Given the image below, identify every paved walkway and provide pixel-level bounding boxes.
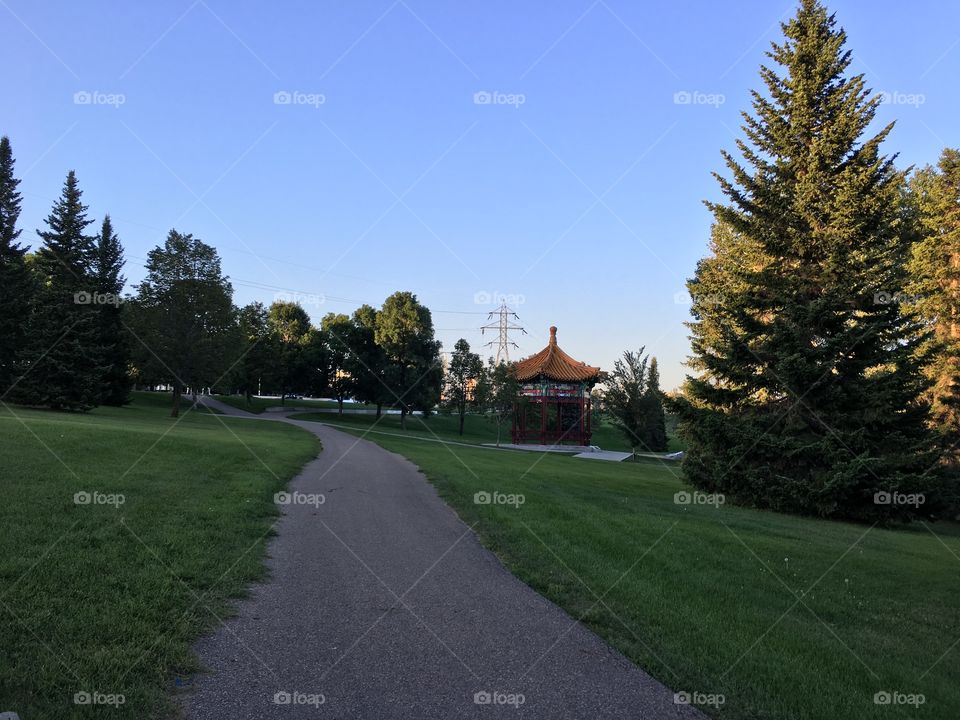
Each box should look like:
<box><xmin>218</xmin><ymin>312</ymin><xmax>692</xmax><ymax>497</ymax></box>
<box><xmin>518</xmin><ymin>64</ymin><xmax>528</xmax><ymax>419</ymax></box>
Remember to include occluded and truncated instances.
<box><xmin>182</xmin><ymin>397</ymin><xmax>701</xmax><ymax>719</ymax></box>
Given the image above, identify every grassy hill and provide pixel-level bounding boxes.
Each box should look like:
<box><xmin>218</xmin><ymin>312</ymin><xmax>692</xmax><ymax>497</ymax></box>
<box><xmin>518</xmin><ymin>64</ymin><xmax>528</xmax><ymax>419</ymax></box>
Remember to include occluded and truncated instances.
<box><xmin>0</xmin><ymin>392</ymin><xmax>319</xmax><ymax>719</ymax></box>
<box><xmin>324</xmin><ymin>424</ymin><xmax>960</xmax><ymax>720</ymax></box>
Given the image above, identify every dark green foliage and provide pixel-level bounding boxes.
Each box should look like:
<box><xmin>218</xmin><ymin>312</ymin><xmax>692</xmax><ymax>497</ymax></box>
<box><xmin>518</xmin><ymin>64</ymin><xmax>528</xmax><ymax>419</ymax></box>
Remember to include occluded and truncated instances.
<box><xmin>673</xmin><ymin>0</ymin><xmax>947</xmax><ymax>521</ymax></box>
<box><xmin>906</xmin><ymin>150</ymin><xmax>960</xmax><ymax>443</ymax></box>
<box><xmin>14</xmin><ymin>171</ymin><xmax>104</xmax><ymax>411</ymax></box>
<box><xmin>375</xmin><ymin>291</ymin><xmax>442</xmax><ymax>429</ymax></box>
<box><xmin>345</xmin><ymin>304</ymin><xmax>388</xmax><ymax>416</ymax></box>
<box><xmin>0</xmin><ymin>136</ymin><xmax>32</xmax><ymax>396</ymax></box>
<box><xmin>321</xmin><ymin>312</ymin><xmax>353</xmax><ymax>413</ymax></box>
<box><xmin>232</xmin><ymin>301</ymin><xmax>273</xmax><ymax>402</ymax></box>
<box><xmin>604</xmin><ymin>348</ymin><xmax>668</xmax><ymax>452</ymax></box>
<box><xmin>128</xmin><ymin>230</ymin><xmax>235</xmax><ymax>417</ymax></box>
<box><xmin>93</xmin><ymin>215</ymin><xmax>131</xmax><ymax>406</ymax></box>
<box><xmin>474</xmin><ymin>358</ymin><xmax>519</xmax><ymax>446</ymax></box>
<box><xmin>444</xmin><ymin>338</ymin><xmax>483</xmax><ymax>435</ymax></box>
<box><xmin>265</xmin><ymin>300</ymin><xmax>311</xmax><ymax>404</ymax></box>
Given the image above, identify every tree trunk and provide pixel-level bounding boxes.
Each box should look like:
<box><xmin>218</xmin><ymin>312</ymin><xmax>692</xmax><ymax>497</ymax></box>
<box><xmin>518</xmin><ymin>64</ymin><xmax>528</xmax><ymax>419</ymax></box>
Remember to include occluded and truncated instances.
<box><xmin>459</xmin><ymin>406</ymin><xmax>465</xmax><ymax>436</ymax></box>
<box><xmin>338</xmin><ymin>396</ymin><xmax>344</xmax><ymax>416</ymax></box>
<box><xmin>171</xmin><ymin>384</ymin><xmax>182</xmax><ymax>418</ymax></box>
<box><xmin>376</xmin><ymin>403</ymin><xmax>382</xmax><ymax>418</ymax></box>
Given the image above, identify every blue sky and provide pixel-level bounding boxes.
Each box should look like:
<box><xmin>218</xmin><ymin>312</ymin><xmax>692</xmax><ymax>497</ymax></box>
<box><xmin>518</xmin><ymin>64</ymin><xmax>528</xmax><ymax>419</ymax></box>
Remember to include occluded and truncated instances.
<box><xmin>4</xmin><ymin>0</ymin><xmax>958</xmax><ymax>389</ymax></box>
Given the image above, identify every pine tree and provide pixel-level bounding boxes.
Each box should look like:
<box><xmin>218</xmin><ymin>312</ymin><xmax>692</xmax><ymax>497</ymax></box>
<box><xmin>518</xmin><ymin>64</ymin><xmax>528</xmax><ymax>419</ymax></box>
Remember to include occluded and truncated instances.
<box><xmin>645</xmin><ymin>357</ymin><xmax>668</xmax><ymax>452</ymax></box>
<box><xmin>14</xmin><ymin>171</ymin><xmax>103</xmax><ymax>411</ymax></box>
<box><xmin>673</xmin><ymin>0</ymin><xmax>945</xmax><ymax>521</ymax></box>
<box><xmin>0</xmin><ymin>136</ymin><xmax>33</xmax><ymax>396</ymax></box>
<box><xmin>906</xmin><ymin>150</ymin><xmax>960</xmax><ymax>442</ymax></box>
<box><xmin>93</xmin><ymin>215</ymin><xmax>131</xmax><ymax>405</ymax></box>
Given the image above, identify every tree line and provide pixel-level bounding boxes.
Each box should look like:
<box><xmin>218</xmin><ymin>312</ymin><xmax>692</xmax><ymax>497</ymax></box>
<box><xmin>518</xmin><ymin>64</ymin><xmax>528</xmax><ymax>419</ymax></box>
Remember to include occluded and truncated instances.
<box><xmin>0</xmin><ymin>145</ymin><xmax>525</xmax><ymax>435</ymax></box>
<box><xmin>672</xmin><ymin>0</ymin><xmax>959</xmax><ymax>522</ymax></box>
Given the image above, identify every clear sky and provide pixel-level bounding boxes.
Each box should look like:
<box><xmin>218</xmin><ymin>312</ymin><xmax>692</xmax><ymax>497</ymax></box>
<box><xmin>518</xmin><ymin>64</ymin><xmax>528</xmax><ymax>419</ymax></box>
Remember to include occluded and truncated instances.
<box><xmin>4</xmin><ymin>0</ymin><xmax>958</xmax><ymax>389</ymax></box>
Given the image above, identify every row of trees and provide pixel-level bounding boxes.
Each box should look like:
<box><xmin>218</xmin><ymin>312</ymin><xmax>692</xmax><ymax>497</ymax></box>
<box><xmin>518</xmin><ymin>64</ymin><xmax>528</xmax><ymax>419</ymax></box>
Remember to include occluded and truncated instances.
<box><xmin>0</xmin><ymin>137</ymin><xmax>450</xmax><ymax>421</ymax></box>
<box><xmin>673</xmin><ymin>0</ymin><xmax>959</xmax><ymax>522</ymax></box>
<box><xmin>0</xmin><ymin>146</ymin><xmax>523</xmax><ymax>431</ymax></box>
<box><xmin>0</xmin><ymin>140</ymin><xmax>129</xmax><ymax>411</ymax></box>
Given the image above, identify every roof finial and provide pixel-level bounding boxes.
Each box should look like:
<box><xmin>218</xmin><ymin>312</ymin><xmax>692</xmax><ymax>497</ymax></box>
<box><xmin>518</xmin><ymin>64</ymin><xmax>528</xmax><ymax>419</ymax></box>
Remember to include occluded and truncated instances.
<box><xmin>549</xmin><ymin>326</ymin><xmax>557</xmax><ymax>344</ymax></box>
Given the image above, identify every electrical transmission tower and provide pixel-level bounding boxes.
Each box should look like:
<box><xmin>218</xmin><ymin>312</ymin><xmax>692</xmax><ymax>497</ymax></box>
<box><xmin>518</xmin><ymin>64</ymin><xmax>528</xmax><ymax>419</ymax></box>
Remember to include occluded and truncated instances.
<box><xmin>480</xmin><ymin>303</ymin><xmax>526</xmax><ymax>364</ymax></box>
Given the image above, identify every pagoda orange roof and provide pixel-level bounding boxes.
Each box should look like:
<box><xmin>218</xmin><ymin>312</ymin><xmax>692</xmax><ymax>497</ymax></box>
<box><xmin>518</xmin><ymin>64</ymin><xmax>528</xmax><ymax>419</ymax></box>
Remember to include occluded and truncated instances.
<box><xmin>514</xmin><ymin>326</ymin><xmax>601</xmax><ymax>382</ymax></box>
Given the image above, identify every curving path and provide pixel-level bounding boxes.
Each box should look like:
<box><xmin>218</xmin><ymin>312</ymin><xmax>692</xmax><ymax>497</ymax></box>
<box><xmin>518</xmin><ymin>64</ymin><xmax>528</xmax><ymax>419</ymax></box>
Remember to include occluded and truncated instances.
<box><xmin>181</xmin><ymin>396</ymin><xmax>702</xmax><ymax>719</ymax></box>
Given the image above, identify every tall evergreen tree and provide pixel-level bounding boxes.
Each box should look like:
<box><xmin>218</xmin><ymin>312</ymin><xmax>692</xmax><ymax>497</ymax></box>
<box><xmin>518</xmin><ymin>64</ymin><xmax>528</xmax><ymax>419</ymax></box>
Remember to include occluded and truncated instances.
<box><xmin>0</xmin><ymin>136</ymin><xmax>33</xmax><ymax>396</ymax></box>
<box><xmin>906</xmin><ymin>150</ymin><xmax>960</xmax><ymax>442</ymax></box>
<box><xmin>93</xmin><ymin>215</ymin><xmax>131</xmax><ymax>405</ymax></box>
<box><xmin>14</xmin><ymin>171</ymin><xmax>103</xmax><ymax>411</ymax></box>
<box><xmin>645</xmin><ymin>357</ymin><xmax>668</xmax><ymax>452</ymax></box>
<box><xmin>673</xmin><ymin>0</ymin><xmax>944</xmax><ymax>521</ymax></box>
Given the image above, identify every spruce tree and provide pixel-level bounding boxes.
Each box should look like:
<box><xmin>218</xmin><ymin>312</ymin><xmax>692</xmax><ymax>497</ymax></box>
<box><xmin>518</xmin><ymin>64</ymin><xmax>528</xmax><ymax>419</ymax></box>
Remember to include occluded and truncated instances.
<box><xmin>906</xmin><ymin>152</ymin><xmax>960</xmax><ymax>435</ymax></box>
<box><xmin>0</xmin><ymin>136</ymin><xmax>33</xmax><ymax>396</ymax></box>
<box><xmin>93</xmin><ymin>215</ymin><xmax>131</xmax><ymax>405</ymax></box>
<box><xmin>673</xmin><ymin>0</ymin><xmax>944</xmax><ymax>521</ymax></box>
<box><xmin>15</xmin><ymin>171</ymin><xmax>103</xmax><ymax>411</ymax></box>
<box><xmin>645</xmin><ymin>357</ymin><xmax>668</xmax><ymax>452</ymax></box>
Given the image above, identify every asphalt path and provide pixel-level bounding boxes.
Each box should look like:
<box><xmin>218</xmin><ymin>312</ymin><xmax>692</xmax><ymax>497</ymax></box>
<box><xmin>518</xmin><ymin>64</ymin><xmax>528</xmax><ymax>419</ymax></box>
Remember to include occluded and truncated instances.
<box><xmin>180</xmin><ymin>396</ymin><xmax>702</xmax><ymax>719</ymax></box>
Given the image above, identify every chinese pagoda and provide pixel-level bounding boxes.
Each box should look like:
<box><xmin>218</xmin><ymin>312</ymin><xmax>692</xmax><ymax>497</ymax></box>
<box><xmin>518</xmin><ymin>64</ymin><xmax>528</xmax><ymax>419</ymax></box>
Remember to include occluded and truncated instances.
<box><xmin>511</xmin><ymin>326</ymin><xmax>601</xmax><ymax>446</ymax></box>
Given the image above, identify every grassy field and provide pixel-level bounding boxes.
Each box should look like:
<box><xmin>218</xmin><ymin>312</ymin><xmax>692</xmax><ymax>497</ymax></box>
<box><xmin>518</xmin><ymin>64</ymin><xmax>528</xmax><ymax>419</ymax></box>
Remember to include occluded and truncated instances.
<box><xmin>322</xmin><ymin>424</ymin><xmax>960</xmax><ymax>720</ymax></box>
<box><xmin>291</xmin><ymin>407</ymin><xmax>686</xmax><ymax>453</ymax></box>
<box><xmin>214</xmin><ymin>394</ymin><xmax>371</xmax><ymax>414</ymax></box>
<box><xmin>0</xmin><ymin>392</ymin><xmax>319</xmax><ymax>720</ymax></box>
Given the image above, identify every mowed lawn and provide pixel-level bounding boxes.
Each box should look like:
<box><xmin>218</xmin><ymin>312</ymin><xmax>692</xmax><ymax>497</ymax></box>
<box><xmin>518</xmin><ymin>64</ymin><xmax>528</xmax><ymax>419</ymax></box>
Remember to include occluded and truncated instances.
<box><xmin>325</xmin><ymin>426</ymin><xmax>960</xmax><ymax>720</ymax></box>
<box><xmin>0</xmin><ymin>392</ymin><xmax>319</xmax><ymax>720</ymax></box>
<box><xmin>290</xmin><ymin>407</ymin><xmax>686</xmax><ymax>453</ymax></box>
<box><xmin>215</xmin><ymin>394</ymin><xmax>372</xmax><ymax>414</ymax></box>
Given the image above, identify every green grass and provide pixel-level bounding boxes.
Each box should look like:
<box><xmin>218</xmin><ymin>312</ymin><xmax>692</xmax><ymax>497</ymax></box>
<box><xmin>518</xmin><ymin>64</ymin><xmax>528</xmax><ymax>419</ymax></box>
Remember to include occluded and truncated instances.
<box><xmin>0</xmin><ymin>391</ymin><xmax>319</xmax><ymax>719</ymax></box>
<box><xmin>290</xmin><ymin>408</ymin><xmax>686</xmax><ymax>452</ymax></box>
<box><xmin>323</xmin><ymin>425</ymin><xmax>960</xmax><ymax>720</ymax></box>
<box><xmin>214</xmin><ymin>394</ymin><xmax>372</xmax><ymax>414</ymax></box>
